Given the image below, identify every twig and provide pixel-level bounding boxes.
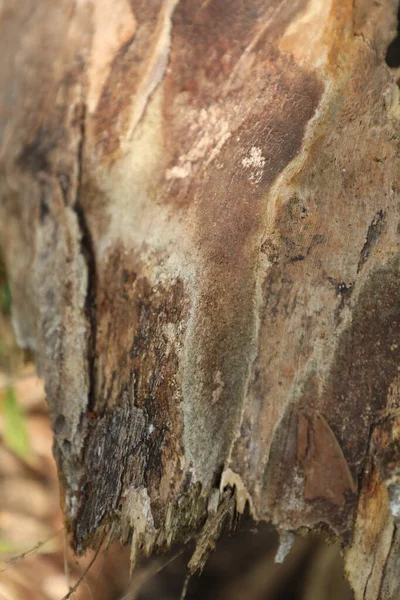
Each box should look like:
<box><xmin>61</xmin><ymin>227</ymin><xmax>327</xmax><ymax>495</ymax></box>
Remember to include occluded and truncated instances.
<box><xmin>0</xmin><ymin>528</ymin><xmax>64</xmax><ymax>573</ymax></box>
<box><xmin>119</xmin><ymin>548</ymin><xmax>185</xmax><ymax>600</ymax></box>
<box><xmin>81</xmin><ymin>577</ymin><xmax>94</xmax><ymax>600</ymax></box>
<box><xmin>61</xmin><ymin>539</ymin><xmax>104</xmax><ymax>600</ymax></box>
<box><xmin>73</xmin><ymin>553</ymin><xmax>94</xmax><ymax>600</ymax></box>
<box><xmin>63</xmin><ymin>531</ymin><xmax>72</xmax><ymax>592</ymax></box>
<box><xmin>179</xmin><ymin>572</ymin><xmax>191</xmax><ymax>600</ymax></box>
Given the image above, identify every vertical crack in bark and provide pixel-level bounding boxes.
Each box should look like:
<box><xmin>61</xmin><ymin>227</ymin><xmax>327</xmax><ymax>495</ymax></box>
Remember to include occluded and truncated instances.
<box><xmin>377</xmin><ymin>525</ymin><xmax>397</xmax><ymax>600</ymax></box>
<box><xmin>358</xmin><ymin>421</ymin><xmax>388</xmax><ymax>600</ymax></box>
<box><xmin>357</xmin><ymin>210</ymin><xmax>385</xmax><ymax>273</ymax></box>
<box><xmin>363</xmin><ymin>544</ymin><xmax>378</xmax><ymax>600</ymax></box>
<box><xmin>127</xmin><ymin>0</ymin><xmax>181</xmax><ymax>141</ymax></box>
<box><xmin>74</xmin><ymin>99</ymin><xmax>97</xmax><ymax>415</ymax></box>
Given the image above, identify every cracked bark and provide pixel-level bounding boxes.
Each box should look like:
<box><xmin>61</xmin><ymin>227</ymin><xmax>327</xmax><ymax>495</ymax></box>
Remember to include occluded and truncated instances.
<box><xmin>1</xmin><ymin>1</ymin><xmax>400</xmax><ymax>598</ymax></box>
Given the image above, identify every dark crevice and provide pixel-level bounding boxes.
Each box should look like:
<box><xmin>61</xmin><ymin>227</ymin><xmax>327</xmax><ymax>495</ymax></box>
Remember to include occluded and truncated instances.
<box><xmin>74</xmin><ymin>100</ymin><xmax>98</xmax><ymax>414</ymax></box>
<box><xmin>211</xmin><ymin>464</ymin><xmax>225</xmax><ymax>489</ymax></box>
<box><xmin>377</xmin><ymin>525</ymin><xmax>397</xmax><ymax>600</ymax></box>
<box><xmin>71</xmin><ymin>98</ymin><xmax>99</xmax><ymax>546</ymax></box>
<box><xmin>327</xmin><ymin>277</ymin><xmax>354</xmax><ymax>321</ymax></box>
<box><xmin>357</xmin><ymin>210</ymin><xmax>385</xmax><ymax>273</ymax></box>
<box><xmin>386</xmin><ymin>4</ymin><xmax>400</xmax><ymax>68</ymax></box>
<box><xmin>39</xmin><ymin>188</ymin><xmax>49</xmax><ymax>223</ymax></box>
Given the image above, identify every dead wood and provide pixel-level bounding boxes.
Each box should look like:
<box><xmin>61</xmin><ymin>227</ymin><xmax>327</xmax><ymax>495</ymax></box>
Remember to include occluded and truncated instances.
<box><xmin>1</xmin><ymin>1</ymin><xmax>400</xmax><ymax>598</ymax></box>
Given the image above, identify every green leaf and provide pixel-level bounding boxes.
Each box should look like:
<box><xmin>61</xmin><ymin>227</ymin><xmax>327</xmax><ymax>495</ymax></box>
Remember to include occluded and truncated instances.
<box><xmin>2</xmin><ymin>387</ymin><xmax>29</xmax><ymax>459</ymax></box>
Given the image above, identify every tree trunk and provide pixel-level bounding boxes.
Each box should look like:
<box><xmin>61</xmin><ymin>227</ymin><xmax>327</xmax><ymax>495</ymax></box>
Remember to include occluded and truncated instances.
<box><xmin>1</xmin><ymin>1</ymin><xmax>400</xmax><ymax>597</ymax></box>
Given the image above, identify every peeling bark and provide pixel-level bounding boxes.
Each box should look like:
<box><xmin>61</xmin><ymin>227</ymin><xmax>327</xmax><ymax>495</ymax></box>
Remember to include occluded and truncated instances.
<box><xmin>1</xmin><ymin>1</ymin><xmax>400</xmax><ymax>598</ymax></box>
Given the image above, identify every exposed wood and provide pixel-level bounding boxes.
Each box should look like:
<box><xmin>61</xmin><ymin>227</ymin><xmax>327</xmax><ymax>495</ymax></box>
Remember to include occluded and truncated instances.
<box><xmin>1</xmin><ymin>1</ymin><xmax>400</xmax><ymax>598</ymax></box>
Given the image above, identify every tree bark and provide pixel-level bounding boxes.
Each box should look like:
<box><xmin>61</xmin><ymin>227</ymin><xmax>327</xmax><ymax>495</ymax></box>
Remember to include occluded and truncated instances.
<box><xmin>1</xmin><ymin>1</ymin><xmax>400</xmax><ymax>597</ymax></box>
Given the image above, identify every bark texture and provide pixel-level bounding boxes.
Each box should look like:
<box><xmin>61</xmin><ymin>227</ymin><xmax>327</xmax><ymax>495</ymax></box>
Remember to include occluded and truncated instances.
<box><xmin>1</xmin><ymin>1</ymin><xmax>400</xmax><ymax>597</ymax></box>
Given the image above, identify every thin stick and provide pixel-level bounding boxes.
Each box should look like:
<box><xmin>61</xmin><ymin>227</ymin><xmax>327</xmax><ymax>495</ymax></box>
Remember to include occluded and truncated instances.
<box><xmin>73</xmin><ymin>554</ymin><xmax>94</xmax><ymax>600</ymax></box>
<box><xmin>0</xmin><ymin>528</ymin><xmax>64</xmax><ymax>573</ymax></box>
<box><xmin>61</xmin><ymin>539</ymin><xmax>104</xmax><ymax>600</ymax></box>
<box><xmin>119</xmin><ymin>548</ymin><xmax>185</xmax><ymax>600</ymax></box>
<box><xmin>179</xmin><ymin>572</ymin><xmax>191</xmax><ymax>600</ymax></box>
<box><xmin>80</xmin><ymin>574</ymin><xmax>94</xmax><ymax>600</ymax></box>
<box><xmin>63</xmin><ymin>531</ymin><xmax>72</xmax><ymax>592</ymax></box>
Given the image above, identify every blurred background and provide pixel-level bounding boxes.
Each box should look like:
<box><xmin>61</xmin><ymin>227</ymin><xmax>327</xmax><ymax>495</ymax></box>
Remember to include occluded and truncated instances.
<box><xmin>0</xmin><ymin>255</ymin><xmax>353</xmax><ymax>600</ymax></box>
